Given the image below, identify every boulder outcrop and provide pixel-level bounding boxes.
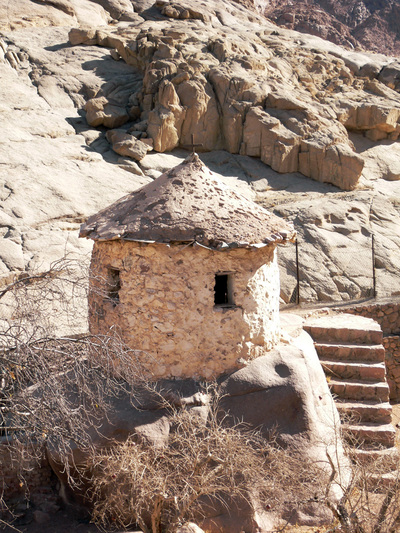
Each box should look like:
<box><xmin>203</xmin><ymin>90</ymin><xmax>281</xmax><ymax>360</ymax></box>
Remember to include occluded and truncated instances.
<box><xmin>60</xmin><ymin>2</ymin><xmax>400</xmax><ymax>193</ymax></box>
<box><xmin>66</xmin><ymin>3</ymin><xmax>400</xmax><ymax>190</ymax></box>
<box><xmin>106</xmin><ymin>128</ymin><xmax>152</xmax><ymax>159</ymax></box>
<box><xmin>2</xmin><ymin>0</ymin><xmax>400</xmax><ymax>306</ymax></box>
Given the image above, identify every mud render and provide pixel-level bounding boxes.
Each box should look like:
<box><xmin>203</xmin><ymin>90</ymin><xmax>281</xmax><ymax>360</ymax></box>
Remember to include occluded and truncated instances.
<box><xmin>81</xmin><ymin>153</ymin><xmax>296</xmax><ymax>378</ymax></box>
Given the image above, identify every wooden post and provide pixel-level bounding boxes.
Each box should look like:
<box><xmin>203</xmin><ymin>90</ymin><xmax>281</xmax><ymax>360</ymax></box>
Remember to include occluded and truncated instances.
<box><xmin>372</xmin><ymin>233</ymin><xmax>376</xmax><ymax>298</ymax></box>
<box><xmin>295</xmin><ymin>238</ymin><xmax>300</xmax><ymax>305</ymax></box>
<box><xmin>182</xmin><ymin>133</ymin><xmax>203</xmax><ymax>153</ymax></box>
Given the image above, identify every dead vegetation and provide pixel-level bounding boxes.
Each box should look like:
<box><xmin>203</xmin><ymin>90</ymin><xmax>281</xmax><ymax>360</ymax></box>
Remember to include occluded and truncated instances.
<box><xmin>0</xmin><ymin>256</ymin><xmax>400</xmax><ymax>533</ymax></box>
<box><xmin>88</xmin><ymin>395</ymin><xmax>334</xmax><ymax>533</ymax></box>
<box><xmin>332</xmin><ymin>457</ymin><xmax>400</xmax><ymax>533</ymax></box>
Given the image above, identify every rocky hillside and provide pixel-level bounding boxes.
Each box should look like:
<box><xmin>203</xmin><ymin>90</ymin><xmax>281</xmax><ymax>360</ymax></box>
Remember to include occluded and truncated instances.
<box><xmin>1</xmin><ymin>0</ymin><xmax>400</xmax><ymax>310</ymax></box>
<box><xmin>263</xmin><ymin>0</ymin><xmax>400</xmax><ymax>56</ymax></box>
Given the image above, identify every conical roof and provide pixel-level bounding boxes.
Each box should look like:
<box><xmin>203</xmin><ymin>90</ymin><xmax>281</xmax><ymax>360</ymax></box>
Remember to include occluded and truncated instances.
<box><xmin>79</xmin><ymin>153</ymin><xmax>296</xmax><ymax>249</ymax></box>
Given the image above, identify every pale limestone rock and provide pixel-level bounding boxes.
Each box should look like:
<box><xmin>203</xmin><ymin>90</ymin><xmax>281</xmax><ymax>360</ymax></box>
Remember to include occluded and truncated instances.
<box><xmin>363</xmin><ymin>143</ymin><xmax>400</xmax><ymax>181</ymax></box>
<box><xmin>208</xmin><ymin>64</ymin><xmax>267</xmax><ymax>153</ymax></box>
<box><xmin>267</xmin><ymin>91</ymin><xmax>307</xmax><ymax>111</ymax></box>
<box><xmin>176</xmin><ymin>78</ymin><xmax>221</xmax><ymax>152</ymax></box>
<box><xmin>273</xmin><ymin>191</ymin><xmax>400</xmax><ymax>303</ymax></box>
<box><xmin>91</xmin><ymin>0</ymin><xmax>135</xmax><ymax>20</ymax></box>
<box><xmin>299</xmin><ymin>139</ymin><xmax>364</xmax><ymax>190</ymax></box>
<box><xmin>0</xmin><ymin>0</ymin><xmax>72</xmax><ymax>30</ymax></box>
<box><xmin>0</xmin><ymin>35</ymin><xmax>150</xmax><ymax>291</ymax></box>
<box><xmin>260</xmin><ymin>118</ymin><xmax>300</xmax><ymax>174</ymax></box>
<box><xmin>0</xmin><ymin>239</ymin><xmax>24</xmax><ymax>272</ymax></box>
<box><xmin>68</xmin><ymin>27</ymin><xmax>97</xmax><ymax>46</ymax></box>
<box><xmin>339</xmin><ymin>103</ymin><xmax>400</xmax><ymax>139</ymax></box>
<box><xmin>147</xmin><ymin>80</ymin><xmax>186</xmax><ymax>152</ymax></box>
<box><xmin>242</xmin><ymin>107</ymin><xmax>300</xmax><ymax>173</ymax></box>
<box><xmin>106</xmin><ymin>129</ymin><xmax>152</xmax><ymax>160</ymax></box>
<box><xmin>241</xmin><ymin>107</ymin><xmax>272</xmax><ymax>158</ymax></box>
<box><xmin>85</xmin><ymin>96</ymin><xmax>129</xmax><ymax>128</ymax></box>
<box><xmin>117</xmin><ymin>157</ymin><xmax>145</xmax><ymax>176</ymax></box>
<box><xmin>160</xmin><ymin>3</ymin><xmax>207</xmax><ymax>22</ymax></box>
<box><xmin>139</xmin><ymin>151</ymin><xmax>187</xmax><ymax>173</ymax></box>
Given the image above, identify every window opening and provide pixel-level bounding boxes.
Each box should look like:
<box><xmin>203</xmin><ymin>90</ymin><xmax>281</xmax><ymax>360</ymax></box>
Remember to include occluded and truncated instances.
<box><xmin>214</xmin><ymin>273</ymin><xmax>234</xmax><ymax>307</ymax></box>
<box><xmin>107</xmin><ymin>268</ymin><xmax>121</xmax><ymax>306</ymax></box>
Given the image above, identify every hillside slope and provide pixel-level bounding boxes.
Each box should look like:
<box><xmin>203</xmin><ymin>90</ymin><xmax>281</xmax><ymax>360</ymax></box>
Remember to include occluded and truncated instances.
<box><xmin>263</xmin><ymin>0</ymin><xmax>400</xmax><ymax>56</ymax></box>
<box><xmin>1</xmin><ymin>0</ymin><xmax>400</xmax><ymax>307</ymax></box>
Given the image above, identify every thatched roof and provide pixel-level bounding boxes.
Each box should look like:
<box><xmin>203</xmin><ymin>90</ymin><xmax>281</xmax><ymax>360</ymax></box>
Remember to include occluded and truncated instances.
<box><xmin>79</xmin><ymin>153</ymin><xmax>296</xmax><ymax>250</ymax></box>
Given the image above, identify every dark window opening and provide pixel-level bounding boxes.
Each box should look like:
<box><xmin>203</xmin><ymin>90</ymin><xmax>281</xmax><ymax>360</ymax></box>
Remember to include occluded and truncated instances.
<box><xmin>107</xmin><ymin>268</ymin><xmax>121</xmax><ymax>306</ymax></box>
<box><xmin>214</xmin><ymin>273</ymin><xmax>234</xmax><ymax>307</ymax></box>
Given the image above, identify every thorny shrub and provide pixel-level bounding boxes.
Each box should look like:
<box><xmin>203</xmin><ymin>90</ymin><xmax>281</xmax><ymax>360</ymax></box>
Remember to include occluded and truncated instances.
<box><xmin>0</xmin><ymin>255</ymin><xmax>157</xmax><ymax>518</ymax></box>
<box><xmin>1</xmin><ymin>256</ymin><xmax>400</xmax><ymax>533</ymax></box>
<box><xmin>89</xmin><ymin>397</ymin><xmax>333</xmax><ymax>533</ymax></box>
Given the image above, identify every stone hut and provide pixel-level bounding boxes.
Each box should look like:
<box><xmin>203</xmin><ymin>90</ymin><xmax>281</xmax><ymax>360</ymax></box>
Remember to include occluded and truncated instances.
<box><xmin>79</xmin><ymin>154</ymin><xmax>296</xmax><ymax>379</ymax></box>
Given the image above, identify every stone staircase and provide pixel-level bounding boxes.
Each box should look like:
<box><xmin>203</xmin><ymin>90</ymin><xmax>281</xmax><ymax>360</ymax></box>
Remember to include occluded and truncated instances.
<box><xmin>304</xmin><ymin>314</ymin><xmax>398</xmax><ymax>468</ymax></box>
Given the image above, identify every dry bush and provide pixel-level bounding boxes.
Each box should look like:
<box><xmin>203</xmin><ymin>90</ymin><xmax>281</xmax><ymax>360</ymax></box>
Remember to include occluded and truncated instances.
<box><xmin>0</xmin><ymin>255</ymin><xmax>90</xmax><ymax>341</ymax></box>
<box><xmin>89</xmin><ymin>394</ymin><xmax>337</xmax><ymax>533</ymax></box>
<box><xmin>2</xmin><ymin>255</ymin><xmax>400</xmax><ymax>533</ymax></box>
<box><xmin>328</xmin><ymin>453</ymin><xmax>400</xmax><ymax>533</ymax></box>
<box><xmin>89</xmin><ymin>404</ymin><xmax>263</xmax><ymax>533</ymax></box>
<box><xmin>0</xmin><ymin>256</ymin><xmax>154</xmax><ymax>482</ymax></box>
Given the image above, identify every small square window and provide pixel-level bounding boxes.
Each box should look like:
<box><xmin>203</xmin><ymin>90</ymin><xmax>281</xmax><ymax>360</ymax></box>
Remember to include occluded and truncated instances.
<box><xmin>214</xmin><ymin>273</ymin><xmax>234</xmax><ymax>307</ymax></box>
<box><xmin>107</xmin><ymin>268</ymin><xmax>121</xmax><ymax>306</ymax></box>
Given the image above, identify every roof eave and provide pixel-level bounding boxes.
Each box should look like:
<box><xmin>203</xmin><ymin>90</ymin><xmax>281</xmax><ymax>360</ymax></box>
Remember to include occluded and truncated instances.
<box><xmin>80</xmin><ymin>231</ymin><xmax>297</xmax><ymax>250</ymax></box>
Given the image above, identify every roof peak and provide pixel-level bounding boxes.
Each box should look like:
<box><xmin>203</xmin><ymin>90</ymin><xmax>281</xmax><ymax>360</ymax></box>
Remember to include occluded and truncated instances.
<box><xmin>80</xmin><ymin>155</ymin><xmax>296</xmax><ymax>249</ymax></box>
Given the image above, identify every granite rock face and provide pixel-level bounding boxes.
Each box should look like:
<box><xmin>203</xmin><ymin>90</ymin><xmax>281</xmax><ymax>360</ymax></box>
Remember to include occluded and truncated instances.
<box><xmin>70</xmin><ymin>8</ymin><xmax>374</xmax><ymax>190</ymax></box>
<box><xmin>2</xmin><ymin>0</ymin><xmax>400</xmax><ymax>307</ymax></box>
<box><xmin>63</xmin><ymin>0</ymin><xmax>400</xmax><ymax>193</ymax></box>
<box><xmin>263</xmin><ymin>0</ymin><xmax>400</xmax><ymax>57</ymax></box>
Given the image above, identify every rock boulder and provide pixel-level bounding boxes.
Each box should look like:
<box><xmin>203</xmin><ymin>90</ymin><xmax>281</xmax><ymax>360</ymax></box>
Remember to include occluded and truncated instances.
<box><xmin>106</xmin><ymin>129</ymin><xmax>152</xmax><ymax>160</ymax></box>
<box><xmin>47</xmin><ymin>333</ymin><xmax>348</xmax><ymax>531</ymax></box>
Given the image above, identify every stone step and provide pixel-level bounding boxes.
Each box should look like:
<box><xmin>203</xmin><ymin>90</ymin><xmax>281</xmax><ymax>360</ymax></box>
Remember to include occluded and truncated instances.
<box><xmin>329</xmin><ymin>379</ymin><xmax>390</xmax><ymax>402</ymax></box>
<box><xmin>304</xmin><ymin>314</ymin><xmax>383</xmax><ymax>345</ymax></box>
<box><xmin>350</xmin><ymin>447</ymin><xmax>399</xmax><ymax>469</ymax></box>
<box><xmin>314</xmin><ymin>343</ymin><xmax>385</xmax><ymax>363</ymax></box>
<box><xmin>305</xmin><ymin>324</ymin><xmax>383</xmax><ymax>345</ymax></box>
<box><xmin>321</xmin><ymin>360</ymin><xmax>386</xmax><ymax>382</ymax></box>
<box><xmin>336</xmin><ymin>400</ymin><xmax>392</xmax><ymax>424</ymax></box>
<box><xmin>369</xmin><ymin>471</ymin><xmax>400</xmax><ymax>492</ymax></box>
<box><xmin>343</xmin><ymin>423</ymin><xmax>396</xmax><ymax>448</ymax></box>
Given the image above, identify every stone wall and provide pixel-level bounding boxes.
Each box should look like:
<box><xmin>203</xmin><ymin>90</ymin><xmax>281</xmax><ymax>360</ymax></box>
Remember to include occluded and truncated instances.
<box><xmin>0</xmin><ymin>443</ymin><xmax>54</xmax><ymax>504</ymax></box>
<box><xmin>337</xmin><ymin>301</ymin><xmax>400</xmax><ymax>400</ymax></box>
<box><xmin>89</xmin><ymin>241</ymin><xmax>281</xmax><ymax>379</ymax></box>
<box><xmin>345</xmin><ymin>301</ymin><xmax>400</xmax><ymax>335</ymax></box>
<box><xmin>383</xmin><ymin>336</ymin><xmax>400</xmax><ymax>400</ymax></box>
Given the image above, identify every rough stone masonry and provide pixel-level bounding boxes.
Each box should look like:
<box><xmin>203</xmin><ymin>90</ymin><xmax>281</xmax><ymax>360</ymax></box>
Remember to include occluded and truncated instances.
<box><xmin>81</xmin><ymin>154</ymin><xmax>295</xmax><ymax>379</ymax></box>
